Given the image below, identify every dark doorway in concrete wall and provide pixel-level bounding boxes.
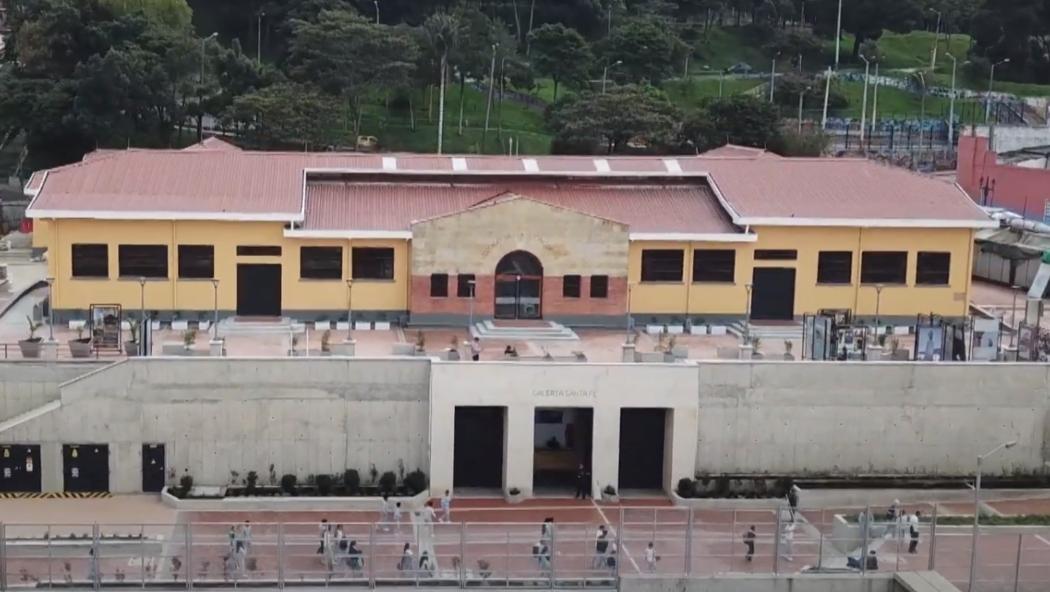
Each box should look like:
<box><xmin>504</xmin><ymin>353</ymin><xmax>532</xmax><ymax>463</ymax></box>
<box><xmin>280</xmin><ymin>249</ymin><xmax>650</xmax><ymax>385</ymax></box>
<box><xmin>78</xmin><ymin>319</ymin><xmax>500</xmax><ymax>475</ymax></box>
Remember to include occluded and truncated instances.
<box><xmin>142</xmin><ymin>443</ymin><xmax>166</xmax><ymax>492</ymax></box>
<box><xmin>0</xmin><ymin>444</ymin><xmax>41</xmax><ymax>492</ymax></box>
<box><xmin>63</xmin><ymin>444</ymin><xmax>110</xmax><ymax>492</ymax></box>
<box><xmin>237</xmin><ymin>264</ymin><xmax>282</xmax><ymax>316</ymax></box>
<box><xmin>618</xmin><ymin>409</ymin><xmax>667</xmax><ymax>490</ymax></box>
<box><xmin>453</xmin><ymin>406</ymin><xmax>505</xmax><ymax>489</ymax></box>
<box><xmin>533</xmin><ymin>407</ymin><xmax>593</xmax><ymax>492</ymax></box>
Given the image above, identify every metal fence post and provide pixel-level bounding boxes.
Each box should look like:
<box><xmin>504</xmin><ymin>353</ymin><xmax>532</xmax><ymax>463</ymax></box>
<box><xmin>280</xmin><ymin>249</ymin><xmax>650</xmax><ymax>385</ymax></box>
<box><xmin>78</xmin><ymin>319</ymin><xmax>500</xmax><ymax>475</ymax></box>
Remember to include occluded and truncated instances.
<box><xmin>773</xmin><ymin>505</ymin><xmax>782</xmax><ymax>574</ymax></box>
<box><xmin>140</xmin><ymin>524</ymin><xmax>146</xmax><ymax>588</ymax></box>
<box><xmin>92</xmin><ymin>523</ymin><xmax>100</xmax><ymax>592</ymax></box>
<box><xmin>550</xmin><ymin>521</ymin><xmax>557</xmax><ymax>589</ymax></box>
<box><xmin>684</xmin><ymin>508</ymin><xmax>693</xmax><ymax>575</ymax></box>
<box><xmin>458</xmin><ymin>523</ymin><xmax>466</xmax><ymax>587</ymax></box>
<box><xmin>1013</xmin><ymin>534</ymin><xmax>1023</xmax><ymax>592</ymax></box>
<box><xmin>46</xmin><ymin>525</ymin><xmax>52</xmax><ymax>588</ymax></box>
<box><xmin>277</xmin><ymin>523</ymin><xmax>285</xmax><ymax>590</ymax></box>
<box><xmin>616</xmin><ymin>509</ymin><xmax>623</xmax><ymax>592</ymax></box>
<box><xmin>928</xmin><ymin>503</ymin><xmax>938</xmax><ymax>570</ymax></box>
<box><xmin>368</xmin><ymin>523</ymin><xmax>375</xmax><ymax>588</ymax></box>
<box><xmin>860</xmin><ymin>506</ymin><xmax>870</xmax><ymax>575</ymax></box>
<box><xmin>185</xmin><ymin>523</ymin><xmax>193</xmax><ymax>591</ymax></box>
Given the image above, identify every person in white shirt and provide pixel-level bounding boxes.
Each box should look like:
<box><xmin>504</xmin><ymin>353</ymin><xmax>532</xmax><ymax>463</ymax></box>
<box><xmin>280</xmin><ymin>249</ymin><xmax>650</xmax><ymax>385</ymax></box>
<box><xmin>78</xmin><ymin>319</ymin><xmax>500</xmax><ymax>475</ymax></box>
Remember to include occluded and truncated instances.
<box><xmin>423</xmin><ymin>500</ymin><xmax>437</xmax><ymax>524</ymax></box>
<box><xmin>908</xmin><ymin>511</ymin><xmax>921</xmax><ymax>553</ymax></box>
<box><xmin>441</xmin><ymin>490</ymin><xmax>452</xmax><ymax>522</ymax></box>
<box><xmin>644</xmin><ymin>542</ymin><xmax>658</xmax><ymax>572</ymax></box>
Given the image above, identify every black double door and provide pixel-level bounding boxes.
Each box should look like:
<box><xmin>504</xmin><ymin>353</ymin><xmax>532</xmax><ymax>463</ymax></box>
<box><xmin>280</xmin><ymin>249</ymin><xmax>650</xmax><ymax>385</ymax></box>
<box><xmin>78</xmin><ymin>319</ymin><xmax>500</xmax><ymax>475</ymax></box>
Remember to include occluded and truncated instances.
<box><xmin>63</xmin><ymin>444</ymin><xmax>110</xmax><ymax>492</ymax></box>
<box><xmin>751</xmin><ymin>268</ymin><xmax>797</xmax><ymax>321</ymax></box>
<box><xmin>618</xmin><ymin>409</ymin><xmax>666</xmax><ymax>490</ymax></box>
<box><xmin>0</xmin><ymin>444</ymin><xmax>41</xmax><ymax>492</ymax></box>
<box><xmin>453</xmin><ymin>407</ymin><xmax>505</xmax><ymax>489</ymax></box>
<box><xmin>494</xmin><ymin>275</ymin><xmax>542</xmax><ymax>320</ymax></box>
<box><xmin>142</xmin><ymin>444</ymin><xmax>166</xmax><ymax>492</ymax></box>
<box><xmin>237</xmin><ymin>264</ymin><xmax>282</xmax><ymax>316</ymax></box>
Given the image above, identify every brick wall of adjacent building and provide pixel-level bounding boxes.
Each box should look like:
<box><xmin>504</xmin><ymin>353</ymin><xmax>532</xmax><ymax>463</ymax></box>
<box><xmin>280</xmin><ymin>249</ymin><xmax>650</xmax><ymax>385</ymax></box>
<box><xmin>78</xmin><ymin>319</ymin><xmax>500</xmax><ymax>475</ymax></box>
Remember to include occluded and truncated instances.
<box><xmin>410</xmin><ymin>274</ymin><xmax>628</xmax><ymax>319</ymax></box>
<box><xmin>957</xmin><ymin>135</ymin><xmax>1050</xmax><ymax>220</ymax></box>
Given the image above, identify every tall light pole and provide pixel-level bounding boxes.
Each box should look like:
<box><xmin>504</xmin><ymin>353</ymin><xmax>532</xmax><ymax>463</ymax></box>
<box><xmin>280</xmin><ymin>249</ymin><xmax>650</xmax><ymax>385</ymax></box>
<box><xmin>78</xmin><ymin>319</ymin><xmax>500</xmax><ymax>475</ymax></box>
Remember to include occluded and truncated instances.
<box><xmin>345</xmin><ymin>279</ymin><xmax>354</xmax><ymax>335</ymax></box>
<box><xmin>482</xmin><ymin>43</ymin><xmax>499</xmax><ymax>151</ymax></box>
<box><xmin>821</xmin><ymin>67</ymin><xmax>833</xmax><ymax>130</ymax></box>
<box><xmin>946</xmin><ymin>53</ymin><xmax>961</xmax><ymax>148</ymax></box>
<box><xmin>256</xmin><ymin>12</ymin><xmax>265</xmax><ymax>66</ymax></box>
<box><xmin>986</xmin><ymin>58</ymin><xmax>1010</xmax><ymax>123</ymax></box>
<box><xmin>138</xmin><ymin>277</ymin><xmax>146</xmax><ymax>354</ymax></box>
<box><xmin>45</xmin><ymin>277</ymin><xmax>55</xmax><ymax>342</ymax></box>
<box><xmin>833</xmin><ymin>0</ymin><xmax>843</xmax><ymax>69</ymax></box>
<box><xmin>198</xmin><ymin>32</ymin><xmax>218</xmax><ymax>142</ymax></box>
<box><xmin>467</xmin><ymin>279</ymin><xmax>476</xmax><ymax>331</ymax></box>
<box><xmin>744</xmin><ymin>283</ymin><xmax>754</xmax><ymax>345</ymax></box>
<box><xmin>873</xmin><ymin>283</ymin><xmax>884</xmax><ymax>331</ymax></box>
<box><xmin>625</xmin><ymin>283</ymin><xmax>634</xmax><ymax>343</ymax></box>
<box><xmin>859</xmin><ymin>55</ymin><xmax>871</xmax><ymax>147</ymax></box>
<box><xmin>210</xmin><ymin>279</ymin><xmax>219</xmax><ymax>341</ymax></box>
<box><xmin>969</xmin><ymin>440</ymin><xmax>1018</xmax><ymax>592</ymax></box>
<box><xmin>929</xmin><ymin>9</ymin><xmax>941</xmax><ymax>70</ymax></box>
<box><xmin>602</xmin><ymin>60</ymin><xmax>622</xmax><ymax>94</ymax></box>
<box><xmin>1009</xmin><ymin>284</ymin><xmax>1020</xmax><ymax>348</ymax></box>
<box><xmin>768</xmin><ymin>52</ymin><xmax>779</xmax><ymax>103</ymax></box>
<box><xmin>719</xmin><ymin>70</ymin><xmax>725</xmax><ymax>97</ymax></box>
<box><xmin>373</xmin><ymin>0</ymin><xmax>379</xmax><ymax>24</ymax></box>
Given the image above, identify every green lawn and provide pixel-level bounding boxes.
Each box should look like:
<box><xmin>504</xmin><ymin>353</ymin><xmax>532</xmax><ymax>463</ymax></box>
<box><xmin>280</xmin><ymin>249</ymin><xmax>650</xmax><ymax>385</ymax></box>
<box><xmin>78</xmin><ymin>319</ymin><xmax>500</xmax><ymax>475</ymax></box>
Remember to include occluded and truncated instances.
<box><xmin>833</xmin><ymin>31</ymin><xmax>971</xmax><ymax>74</ymax></box>
<box><xmin>689</xmin><ymin>26</ymin><xmax>774</xmax><ymax>72</ymax></box>
<box><xmin>663</xmin><ymin>76</ymin><xmax>765</xmax><ymax>110</ymax></box>
<box><xmin>830</xmin><ymin>80</ymin><xmax>980</xmax><ymax>119</ymax></box>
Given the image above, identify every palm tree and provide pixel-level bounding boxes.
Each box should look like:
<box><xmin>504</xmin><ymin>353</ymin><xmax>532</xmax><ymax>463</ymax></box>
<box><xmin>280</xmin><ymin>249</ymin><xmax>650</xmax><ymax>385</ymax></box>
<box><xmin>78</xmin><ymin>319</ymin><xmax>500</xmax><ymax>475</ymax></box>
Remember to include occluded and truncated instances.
<box><xmin>422</xmin><ymin>12</ymin><xmax>463</xmax><ymax>154</ymax></box>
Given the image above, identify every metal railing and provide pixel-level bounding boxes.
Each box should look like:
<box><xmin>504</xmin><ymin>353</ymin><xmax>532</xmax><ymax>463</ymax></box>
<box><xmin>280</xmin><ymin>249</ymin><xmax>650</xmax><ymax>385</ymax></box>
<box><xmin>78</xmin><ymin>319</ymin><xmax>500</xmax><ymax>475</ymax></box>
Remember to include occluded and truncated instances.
<box><xmin>2</xmin><ymin>504</ymin><xmax>1049</xmax><ymax>590</ymax></box>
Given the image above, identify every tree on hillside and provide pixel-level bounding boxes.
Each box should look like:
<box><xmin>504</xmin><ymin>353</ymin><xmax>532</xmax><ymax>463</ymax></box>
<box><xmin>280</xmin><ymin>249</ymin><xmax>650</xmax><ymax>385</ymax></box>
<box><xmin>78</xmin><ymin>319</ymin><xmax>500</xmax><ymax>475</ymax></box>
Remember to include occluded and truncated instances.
<box><xmin>971</xmin><ymin>0</ymin><xmax>1050</xmax><ymax>83</ymax></box>
<box><xmin>683</xmin><ymin>95</ymin><xmax>781</xmax><ymax>151</ymax></box>
<box><xmin>288</xmin><ymin>9</ymin><xmax>418</xmax><ymax>135</ymax></box>
<box><xmin>100</xmin><ymin>0</ymin><xmax>193</xmax><ymax>31</ymax></box>
<box><xmin>598</xmin><ymin>17</ymin><xmax>679</xmax><ymax>84</ymax></box>
<box><xmin>223</xmin><ymin>82</ymin><xmax>340</xmax><ymax>148</ymax></box>
<box><xmin>528</xmin><ymin>23</ymin><xmax>592</xmax><ymax>102</ymax></box>
<box><xmin>809</xmin><ymin>0</ymin><xmax>923</xmax><ymax>59</ymax></box>
<box><xmin>422</xmin><ymin>10</ymin><xmax>464</xmax><ymax>153</ymax></box>
<box><xmin>548</xmin><ymin>84</ymin><xmax>681</xmax><ymax>153</ymax></box>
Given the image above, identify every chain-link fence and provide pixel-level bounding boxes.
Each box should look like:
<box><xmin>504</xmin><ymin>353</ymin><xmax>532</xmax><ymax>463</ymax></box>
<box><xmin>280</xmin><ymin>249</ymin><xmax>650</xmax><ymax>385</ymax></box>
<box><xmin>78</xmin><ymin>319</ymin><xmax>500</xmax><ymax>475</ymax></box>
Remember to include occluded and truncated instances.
<box><xmin>2</xmin><ymin>505</ymin><xmax>1049</xmax><ymax>590</ymax></box>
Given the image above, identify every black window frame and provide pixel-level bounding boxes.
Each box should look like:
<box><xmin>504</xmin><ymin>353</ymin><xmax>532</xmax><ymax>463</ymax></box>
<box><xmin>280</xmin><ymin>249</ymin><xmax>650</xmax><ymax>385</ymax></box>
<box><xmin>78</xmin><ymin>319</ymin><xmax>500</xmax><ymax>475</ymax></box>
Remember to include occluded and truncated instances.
<box><xmin>177</xmin><ymin>245</ymin><xmax>214</xmax><ymax>279</ymax></box>
<box><xmin>563</xmin><ymin>275</ymin><xmax>581</xmax><ymax>298</ymax></box>
<box><xmin>754</xmin><ymin>249</ymin><xmax>798</xmax><ymax>260</ymax></box>
<box><xmin>430</xmin><ymin>273</ymin><xmax>449</xmax><ymax>297</ymax></box>
<box><xmin>860</xmin><ymin>251</ymin><xmax>908</xmax><ymax>284</ymax></box>
<box><xmin>71</xmin><ymin>244</ymin><xmax>109</xmax><ymax>279</ymax></box>
<box><xmin>118</xmin><ymin>245</ymin><xmax>168</xmax><ymax>279</ymax></box>
<box><xmin>916</xmin><ymin>252</ymin><xmax>951</xmax><ymax>286</ymax></box>
<box><xmin>236</xmin><ymin>245</ymin><xmax>282</xmax><ymax>256</ymax></box>
<box><xmin>692</xmin><ymin>249</ymin><xmax>736</xmax><ymax>283</ymax></box>
<box><xmin>457</xmin><ymin>274</ymin><xmax>476</xmax><ymax>298</ymax></box>
<box><xmin>590</xmin><ymin>275</ymin><xmax>609</xmax><ymax>298</ymax></box>
<box><xmin>351</xmin><ymin>247</ymin><xmax>395</xmax><ymax>280</ymax></box>
<box><xmin>299</xmin><ymin>246</ymin><xmax>343</xmax><ymax>280</ymax></box>
<box><xmin>640</xmin><ymin>249</ymin><xmax>684</xmax><ymax>282</ymax></box>
<box><xmin>816</xmin><ymin>251</ymin><xmax>852</xmax><ymax>285</ymax></box>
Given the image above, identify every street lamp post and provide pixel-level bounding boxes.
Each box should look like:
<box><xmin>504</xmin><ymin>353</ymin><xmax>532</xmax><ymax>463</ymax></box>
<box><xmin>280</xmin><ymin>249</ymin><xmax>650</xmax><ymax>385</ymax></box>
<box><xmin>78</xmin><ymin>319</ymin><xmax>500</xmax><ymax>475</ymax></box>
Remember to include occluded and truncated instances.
<box><xmin>256</xmin><ymin>12</ymin><xmax>265</xmax><ymax>65</ymax></box>
<box><xmin>969</xmin><ymin>440</ymin><xmax>1018</xmax><ymax>592</ymax></box>
<box><xmin>986</xmin><ymin>58</ymin><xmax>1010</xmax><ymax>123</ymax></box>
<box><xmin>1009</xmin><ymin>285</ymin><xmax>1020</xmax><ymax>348</ymax></box>
<box><xmin>874</xmin><ymin>283</ymin><xmax>884</xmax><ymax>333</ymax></box>
<box><xmin>198</xmin><ymin>32</ymin><xmax>218</xmax><ymax>142</ymax></box>
<box><xmin>719</xmin><ymin>70</ymin><xmax>725</xmax><ymax>98</ymax></box>
<box><xmin>871</xmin><ymin>62</ymin><xmax>880</xmax><ymax>131</ymax></box>
<box><xmin>821</xmin><ymin>67</ymin><xmax>833</xmax><ymax>130</ymax></box>
<box><xmin>946</xmin><ymin>53</ymin><xmax>959</xmax><ymax>147</ymax></box>
<box><xmin>929</xmin><ymin>9</ymin><xmax>941</xmax><ymax>70</ymax></box>
<box><xmin>768</xmin><ymin>53</ymin><xmax>779</xmax><ymax>103</ymax></box>
<box><xmin>467</xmin><ymin>280</ymin><xmax>477</xmax><ymax>332</ymax></box>
<box><xmin>859</xmin><ymin>55</ymin><xmax>871</xmax><ymax>147</ymax></box>
<box><xmin>833</xmin><ymin>0</ymin><xmax>843</xmax><ymax>69</ymax></box>
<box><xmin>602</xmin><ymin>60</ymin><xmax>622</xmax><ymax>94</ymax></box>
<box><xmin>373</xmin><ymin>0</ymin><xmax>379</xmax><ymax>24</ymax></box>
<box><xmin>625</xmin><ymin>283</ymin><xmax>634</xmax><ymax>344</ymax></box>
<box><xmin>744</xmin><ymin>283</ymin><xmax>754</xmax><ymax>345</ymax></box>
<box><xmin>345</xmin><ymin>279</ymin><xmax>354</xmax><ymax>337</ymax></box>
<box><xmin>138</xmin><ymin>277</ymin><xmax>146</xmax><ymax>355</ymax></box>
<box><xmin>46</xmin><ymin>277</ymin><xmax>55</xmax><ymax>342</ymax></box>
<box><xmin>210</xmin><ymin>279</ymin><xmax>219</xmax><ymax>341</ymax></box>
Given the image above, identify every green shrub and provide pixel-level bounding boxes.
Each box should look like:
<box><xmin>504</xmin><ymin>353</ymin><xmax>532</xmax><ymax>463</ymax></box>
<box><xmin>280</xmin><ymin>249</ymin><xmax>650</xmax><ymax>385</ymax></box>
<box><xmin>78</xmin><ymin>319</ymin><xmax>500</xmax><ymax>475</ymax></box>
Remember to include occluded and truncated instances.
<box><xmin>316</xmin><ymin>474</ymin><xmax>334</xmax><ymax>496</ymax></box>
<box><xmin>245</xmin><ymin>471</ymin><xmax>258</xmax><ymax>495</ymax></box>
<box><xmin>403</xmin><ymin>469</ymin><xmax>428</xmax><ymax>495</ymax></box>
<box><xmin>343</xmin><ymin>469</ymin><xmax>361</xmax><ymax>495</ymax></box>
<box><xmin>179</xmin><ymin>474</ymin><xmax>194</xmax><ymax>496</ymax></box>
<box><xmin>280</xmin><ymin>474</ymin><xmax>297</xmax><ymax>495</ymax></box>
<box><xmin>676</xmin><ymin>477</ymin><xmax>694</xmax><ymax>498</ymax></box>
<box><xmin>378</xmin><ymin>471</ymin><xmax>397</xmax><ymax>494</ymax></box>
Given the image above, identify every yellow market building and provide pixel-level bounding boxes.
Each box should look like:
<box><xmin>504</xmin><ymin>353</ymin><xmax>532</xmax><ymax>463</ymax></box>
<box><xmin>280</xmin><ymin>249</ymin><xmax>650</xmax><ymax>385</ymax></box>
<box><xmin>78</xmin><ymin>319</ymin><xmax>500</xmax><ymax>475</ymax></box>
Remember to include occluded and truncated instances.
<box><xmin>25</xmin><ymin>140</ymin><xmax>994</xmax><ymax>327</ymax></box>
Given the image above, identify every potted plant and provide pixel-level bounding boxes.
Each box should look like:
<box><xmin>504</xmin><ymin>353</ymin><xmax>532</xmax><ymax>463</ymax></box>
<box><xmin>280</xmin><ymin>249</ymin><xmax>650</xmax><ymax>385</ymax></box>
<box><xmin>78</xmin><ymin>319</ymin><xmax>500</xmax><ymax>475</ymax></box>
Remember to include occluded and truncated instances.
<box><xmin>750</xmin><ymin>336</ymin><xmax>763</xmax><ymax>359</ymax></box>
<box><xmin>447</xmin><ymin>335</ymin><xmax>461</xmax><ymax>360</ymax></box>
<box><xmin>782</xmin><ymin>340</ymin><xmax>795</xmax><ymax>360</ymax></box>
<box><xmin>69</xmin><ymin>325</ymin><xmax>93</xmax><ymax>359</ymax></box>
<box><xmin>124</xmin><ymin>319</ymin><xmax>140</xmax><ymax>357</ymax></box>
<box><xmin>505</xmin><ymin>486</ymin><xmax>524</xmax><ymax>504</ymax></box>
<box><xmin>414</xmin><ymin>330</ymin><xmax>426</xmax><ymax>354</ymax></box>
<box><xmin>182</xmin><ymin>329</ymin><xmax>197</xmax><ymax>354</ymax></box>
<box><xmin>602</xmin><ymin>485</ymin><xmax>619</xmax><ymax>503</ymax></box>
<box><xmin>321</xmin><ymin>330</ymin><xmax>332</xmax><ymax>356</ymax></box>
<box><xmin>19</xmin><ymin>316</ymin><xmax>43</xmax><ymax>358</ymax></box>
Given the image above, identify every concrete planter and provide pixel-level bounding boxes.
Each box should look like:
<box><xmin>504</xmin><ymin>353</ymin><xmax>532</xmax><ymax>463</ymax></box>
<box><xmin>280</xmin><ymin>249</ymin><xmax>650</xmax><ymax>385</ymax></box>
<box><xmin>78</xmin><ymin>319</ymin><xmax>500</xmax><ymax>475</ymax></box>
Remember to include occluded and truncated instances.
<box><xmin>688</xmin><ymin>325</ymin><xmax>709</xmax><ymax>335</ymax></box>
<box><xmin>645</xmin><ymin>324</ymin><xmax>664</xmax><ymax>335</ymax></box>
<box><xmin>18</xmin><ymin>339</ymin><xmax>42</xmax><ymax>359</ymax></box>
<box><xmin>209</xmin><ymin>340</ymin><xmax>225</xmax><ymax>357</ymax></box>
<box><xmin>332</xmin><ymin>340</ymin><xmax>356</xmax><ymax>356</ymax></box>
<box><xmin>709</xmin><ymin>325</ymin><xmax>728</xmax><ymax>336</ymax></box>
<box><xmin>666</xmin><ymin>325</ymin><xmax>685</xmax><ymax>335</ymax></box>
<box><xmin>160</xmin><ymin>486</ymin><xmax>429</xmax><ymax>512</ymax></box>
<box><xmin>505</xmin><ymin>490</ymin><xmax>525</xmax><ymax>505</ymax></box>
<box><xmin>124</xmin><ymin>341</ymin><xmax>138</xmax><ymax>357</ymax></box>
<box><xmin>68</xmin><ymin>339</ymin><xmax>93</xmax><ymax>359</ymax></box>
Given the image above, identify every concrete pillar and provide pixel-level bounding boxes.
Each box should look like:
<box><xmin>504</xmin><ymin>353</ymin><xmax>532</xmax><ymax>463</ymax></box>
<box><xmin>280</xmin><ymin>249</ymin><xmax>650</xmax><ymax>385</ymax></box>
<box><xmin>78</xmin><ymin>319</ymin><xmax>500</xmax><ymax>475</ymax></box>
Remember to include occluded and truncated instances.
<box><xmin>429</xmin><ymin>401</ymin><xmax>455</xmax><ymax>496</ymax></box>
<box><xmin>591</xmin><ymin>404</ymin><xmax>621</xmax><ymax>498</ymax></box>
<box><xmin>503</xmin><ymin>404</ymin><xmax>534</xmax><ymax>495</ymax></box>
<box><xmin>621</xmin><ymin>343</ymin><xmax>636</xmax><ymax>363</ymax></box>
<box><xmin>41</xmin><ymin>442</ymin><xmax>62</xmax><ymax>492</ymax></box>
<box><xmin>664</xmin><ymin>407</ymin><xmax>698</xmax><ymax>495</ymax></box>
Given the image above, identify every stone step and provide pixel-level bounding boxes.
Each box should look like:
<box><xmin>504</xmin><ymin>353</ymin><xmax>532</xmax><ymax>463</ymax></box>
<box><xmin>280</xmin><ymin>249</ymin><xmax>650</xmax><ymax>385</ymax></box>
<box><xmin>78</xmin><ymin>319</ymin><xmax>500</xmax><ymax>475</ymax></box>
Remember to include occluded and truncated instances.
<box><xmin>728</xmin><ymin>321</ymin><xmax>803</xmax><ymax>339</ymax></box>
<box><xmin>470</xmin><ymin>320</ymin><xmax>579</xmax><ymax>341</ymax></box>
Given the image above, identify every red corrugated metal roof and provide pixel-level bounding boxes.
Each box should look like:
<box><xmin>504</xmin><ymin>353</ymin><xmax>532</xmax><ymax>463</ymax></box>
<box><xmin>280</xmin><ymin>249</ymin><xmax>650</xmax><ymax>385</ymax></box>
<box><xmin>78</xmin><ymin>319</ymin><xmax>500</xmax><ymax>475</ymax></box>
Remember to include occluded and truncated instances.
<box><xmin>303</xmin><ymin>181</ymin><xmax>737</xmax><ymax>234</ymax></box>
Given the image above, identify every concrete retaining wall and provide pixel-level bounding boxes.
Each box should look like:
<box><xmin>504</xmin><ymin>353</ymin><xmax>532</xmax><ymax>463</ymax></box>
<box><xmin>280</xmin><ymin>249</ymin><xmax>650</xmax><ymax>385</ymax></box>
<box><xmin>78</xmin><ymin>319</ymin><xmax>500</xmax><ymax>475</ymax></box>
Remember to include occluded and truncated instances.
<box><xmin>0</xmin><ymin>362</ymin><xmax>106</xmax><ymax>421</ymax></box>
<box><xmin>696</xmin><ymin>362</ymin><xmax>1049</xmax><ymax>476</ymax></box>
<box><xmin>0</xmin><ymin>359</ymin><xmax>431</xmax><ymax>493</ymax></box>
<box><xmin>621</xmin><ymin>574</ymin><xmax>896</xmax><ymax>592</ymax></box>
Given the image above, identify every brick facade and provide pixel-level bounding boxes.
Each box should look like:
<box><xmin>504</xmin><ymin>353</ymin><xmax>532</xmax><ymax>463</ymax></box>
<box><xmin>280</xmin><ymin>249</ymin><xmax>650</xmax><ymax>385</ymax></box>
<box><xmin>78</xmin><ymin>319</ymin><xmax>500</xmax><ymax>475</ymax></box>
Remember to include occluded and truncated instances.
<box><xmin>411</xmin><ymin>274</ymin><xmax>627</xmax><ymax>319</ymax></box>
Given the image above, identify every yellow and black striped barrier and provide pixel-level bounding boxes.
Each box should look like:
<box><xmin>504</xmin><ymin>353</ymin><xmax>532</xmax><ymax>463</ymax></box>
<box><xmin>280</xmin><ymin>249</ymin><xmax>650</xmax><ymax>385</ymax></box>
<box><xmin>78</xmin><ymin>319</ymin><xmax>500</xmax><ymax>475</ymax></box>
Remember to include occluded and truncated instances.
<box><xmin>0</xmin><ymin>491</ymin><xmax>111</xmax><ymax>499</ymax></box>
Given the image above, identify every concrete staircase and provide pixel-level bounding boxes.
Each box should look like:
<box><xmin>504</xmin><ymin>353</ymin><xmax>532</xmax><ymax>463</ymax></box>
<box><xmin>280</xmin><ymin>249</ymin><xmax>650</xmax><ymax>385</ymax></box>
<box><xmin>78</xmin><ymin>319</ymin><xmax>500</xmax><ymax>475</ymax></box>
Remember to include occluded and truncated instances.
<box><xmin>469</xmin><ymin>320</ymin><xmax>579</xmax><ymax>341</ymax></box>
<box><xmin>218</xmin><ymin>317</ymin><xmax>304</xmax><ymax>334</ymax></box>
<box><xmin>727</xmin><ymin>320</ymin><xmax>803</xmax><ymax>341</ymax></box>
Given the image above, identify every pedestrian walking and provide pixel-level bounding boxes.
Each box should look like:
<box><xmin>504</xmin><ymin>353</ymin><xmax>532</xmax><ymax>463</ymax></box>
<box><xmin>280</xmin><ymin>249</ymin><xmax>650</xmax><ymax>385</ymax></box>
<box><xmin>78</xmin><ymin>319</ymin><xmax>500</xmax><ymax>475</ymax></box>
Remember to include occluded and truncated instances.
<box><xmin>228</xmin><ymin>526</ymin><xmax>237</xmax><ymax>555</ymax></box>
<box><xmin>394</xmin><ymin>501</ymin><xmax>403</xmax><ymax>531</ymax></box>
<box><xmin>541</xmin><ymin>518</ymin><xmax>554</xmax><ymax>544</ymax></box>
<box><xmin>908</xmin><ymin>511</ymin><xmax>921</xmax><ymax>553</ymax></box>
<box><xmin>317</xmin><ymin>519</ymin><xmax>329</xmax><ymax>554</ymax></box>
<box><xmin>347</xmin><ymin>540</ymin><xmax>364</xmax><ymax>574</ymax></box>
<box><xmin>787</xmin><ymin>484</ymin><xmax>801</xmax><ymax>522</ymax></box>
<box><xmin>240</xmin><ymin>521</ymin><xmax>252</xmax><ymax>554</ymax></box>
<box><xmin>398</xmin><ymin>543</ymin><xmax>414</xmax><ymax>573</ymax></box>
<box><xmin>470</xmin><ymin>337</ymin><xmax>482</xmax><ymax>361</ymax></box>
<box><xmin>644</xmin><ymin>542</ymin><xmax>659</xmax><ymax>572</ymax></box>
<box><xmin>779</xmin><ymin>523</ymin><xmax>795</xmax><ymax>562</ymax></box>
<box><xmin>423</xmin><ymin>500</ymin><xmax>437</xmax><ymax>524</ymax></box>
<box><xmin>605</xmin><ymin>541</ymin><xmax>618</xmax><ymax>574</ymax></box>
<box><xmin>743</xmin><ymin>525</ymin><xmax>756</xmax><ymax>562</ymax></box>
<box><xmin>574</xmin><ymin>464</ymin><xmax>590</xmax><ymax>499</ymax></box>
<box><xmin>592</xmin><ymin>526</ymin><xmax>609</xmax><ymax>569</ymax></box>
<box><xmin>441</xmin><ymin>490</ymin><xmax>452</xmax><ymax>522</ymax></box>
<box><xmin>418</xmin><ymin>550</ymin><xmax>434</xmax><ymax>576</ymax></box>
<box><xmin>379</xmin><ymin>495</ymin><xmax>391</xmax><ymax>531</ymax></box>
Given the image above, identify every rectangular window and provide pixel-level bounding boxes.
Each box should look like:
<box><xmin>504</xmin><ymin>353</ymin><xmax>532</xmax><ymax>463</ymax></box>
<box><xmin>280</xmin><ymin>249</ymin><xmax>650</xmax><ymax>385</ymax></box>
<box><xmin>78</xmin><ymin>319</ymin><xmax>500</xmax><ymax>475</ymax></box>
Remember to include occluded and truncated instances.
<box><xmin>817</xmin><ymin>251</ymin><xmax>852</xmax><ymax>285</ymax></box>
<box><xmin>71</xmin><ymin>244</ymin><xmax>108</xmax><ymax>278</ymax></box>
<box><xmin>457</xmin><ymin>274</ymin><xmax>476</xmax><ymax>297</ymax></box>
<box><xmin>563</xmin><ymin>275</ymin><xmax>581</xmax><ymax>298</ymax></box>
<box><xmin>916</xmin><ymin>252</ymin><xmax>951</xmax><ymax>285</ymax></box>
<box><xmin>300</xmin><ymin>246</ymin><xmax>343</xmax><ymax>280</ymax></box>
<box><xmin>692</xmin><ymin>249</ymin><xmax>736</xmax><ymax>283</ymax></box>
<box><xmin>351</xmin><ymin>247</ymin><xmax>394</xmax><ymax>280</ymax></box>
<box><xmin>860</xmin><ymin>251</ymin><xmax>908</xmax><ymax>284</ymax></box>
<box><xmin>641</xmin><ymin>249</ymin><xmax>684</xmax><ymax>282</ymax></box>
<box><xmin>754</xmin><ymin>249</ymin><xmax>798</xmax><ymax>260</ymax></box>
<box><xmin>118</xmin><ymin>245</ymin><xmax>168</xmax><ymax>279</ymax></box>
<box><xmin>590</xmin><ymin>275</ymin><xmax>609</xmax><ymax>298</ymax></box>
<box><xmin>236</xmin><ymin>245</ymin><xmax>282</xmax><ymax>256</ymax></box>
<box><xmin>430</xmin><ymin>273</ymin><xmax>449</xmax><ymax>297</ymax></box>
<box><xmin>177</xmin><ymin>245</ymin><xmax>214</xmax><ymax>279</ymax></box>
